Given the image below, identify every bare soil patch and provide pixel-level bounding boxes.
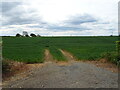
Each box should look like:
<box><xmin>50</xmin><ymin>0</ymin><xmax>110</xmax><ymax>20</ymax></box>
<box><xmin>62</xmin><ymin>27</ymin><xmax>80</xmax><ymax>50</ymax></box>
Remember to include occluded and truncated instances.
<box><xmin>83</xmin><ymin>59</ymin><xmax>118</xmax><ymax>73</ymax></box>
<box><xmin>2</xmin><ymin>60</ymin><xmax>29</xmax><ymax>84</ymax></box>
<box><xmin>60</xmin><ymin>49</ymin><xmax>77</xmax><ymax>62</ymax></box>
<box><xmin>2</xmin><ymin>60</ymin><xmax>29</xmax><ymax>82</ymax></box>
<box><xmin>3</xmin><ymin>60</ymin><xmax>118</xmax><ymax>88</ymax></box>
<box><xmin>60</xmin><ymin>49</ymin><xmax>118</xmax><ymax>73</ymax></box>
<box><xmin>44</xmin><ymin>49</ymin><xmax>55</xmax><ymax>62</ymax></box>
<box><xmin>44</xmin><ymin>49</ymin><xmax>69</xmax><ymax>66</ymax></box>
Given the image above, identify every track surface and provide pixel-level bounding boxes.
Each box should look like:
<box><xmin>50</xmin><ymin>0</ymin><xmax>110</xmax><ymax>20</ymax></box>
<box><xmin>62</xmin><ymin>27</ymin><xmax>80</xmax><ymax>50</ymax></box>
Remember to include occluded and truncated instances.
<box><xmin>3</xmin><ymin>50</ymin><xmax>118</xmax><ymax>88</ymax></box>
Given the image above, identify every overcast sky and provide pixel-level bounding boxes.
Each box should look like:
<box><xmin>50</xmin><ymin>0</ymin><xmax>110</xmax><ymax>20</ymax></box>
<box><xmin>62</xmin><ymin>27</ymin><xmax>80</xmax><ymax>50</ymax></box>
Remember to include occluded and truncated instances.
<box><xmin>0</xmin><ymin>0</ymin><xmax>119</xmax><ymax>36</ymax></box>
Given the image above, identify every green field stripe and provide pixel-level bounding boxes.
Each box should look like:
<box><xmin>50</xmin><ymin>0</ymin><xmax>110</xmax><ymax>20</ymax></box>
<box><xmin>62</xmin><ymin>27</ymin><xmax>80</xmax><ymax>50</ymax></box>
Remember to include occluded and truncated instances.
<box><xmin>2</xmin><ymin>36</ymin><xmax>118</xmax><ymax>63</ymax></box>
<box><xmin>3</xmin><ymin>37</ymin><xmax>45</xmax><ymax>63</ymax></box>
<box><xmin>49</xmin><ymin>47</ymin><xmax>67</xmax><ymax>61</ymax></box>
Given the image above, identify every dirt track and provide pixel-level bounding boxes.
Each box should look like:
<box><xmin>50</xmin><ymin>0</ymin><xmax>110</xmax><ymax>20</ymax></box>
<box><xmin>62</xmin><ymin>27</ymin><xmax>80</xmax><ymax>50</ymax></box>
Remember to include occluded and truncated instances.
<box><xmin>3</xmin><ymin>49</ymin><xmax>118</xmax><ymax>88</ymax></box>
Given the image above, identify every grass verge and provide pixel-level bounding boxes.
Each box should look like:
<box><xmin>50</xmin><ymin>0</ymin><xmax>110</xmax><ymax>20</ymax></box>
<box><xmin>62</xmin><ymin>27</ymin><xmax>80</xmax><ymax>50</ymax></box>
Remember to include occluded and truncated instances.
<box><xmin>2</xmin><ymin>59</ymin><xmax>28</xmax><ymax>80</ymax></box>
<box><xmin>49</xmin><ymin>47</ymin><xmax>67</xmax><ymax>61</ymax></box>
<box><xmin>101</xmin><ymin>52</ymin><xmax>120</xmax><ymax>66</ymax></box>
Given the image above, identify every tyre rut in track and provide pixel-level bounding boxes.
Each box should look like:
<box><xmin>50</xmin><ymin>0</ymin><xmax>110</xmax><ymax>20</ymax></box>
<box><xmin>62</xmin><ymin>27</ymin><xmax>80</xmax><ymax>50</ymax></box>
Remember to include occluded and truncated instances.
<box><xmin>59</xmin><ymin>49</ymin><xmax>77</xmax><ymax>63</ymax></box>
<box><xmin>44</xmin><ymin>49</ymin><xmax>55</xmax><ymax>62</ymax></box>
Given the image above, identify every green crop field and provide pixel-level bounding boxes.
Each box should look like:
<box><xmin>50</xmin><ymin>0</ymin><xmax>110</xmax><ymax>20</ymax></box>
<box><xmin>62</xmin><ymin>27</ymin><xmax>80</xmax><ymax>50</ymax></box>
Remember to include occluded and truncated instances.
<box><xmin>2</xmin><ymin>36</ymin><xmax>118</xmax><ymax>63</ymax></box>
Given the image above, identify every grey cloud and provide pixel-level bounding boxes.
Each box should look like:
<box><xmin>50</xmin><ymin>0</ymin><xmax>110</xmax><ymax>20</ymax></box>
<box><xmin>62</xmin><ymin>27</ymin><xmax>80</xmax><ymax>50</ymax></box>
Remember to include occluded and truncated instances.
<box><xmin>1</xmin><ymin>2</ymin><xmax>99</xmax><ymax>32</ymax></box>
<box><xmin>1</xmin><ymin>2</ymin><xmax>45</xmax><ymax>26</ymax></box>
<box><xmin>1</xmin><ymin>2</ymin><xmax>22</xmax><ymax>12</ymax></box>
<box><xmin>46</xmin><ymin>24</ymin><xmax>89</xmax><ymax>31</ymax></box>
<box><xmin>5</xmin><ymin>13</ymin><xmax>42</xmax><ymax>25</ymax></box>
<box><xmin>27</xmin><ymin>23</ymin><xmax>90</xmax><ymax>31</ymax></box>
<box><xmin>65</xmin><ymin>14</ymin><xmax>97</xmax><ymax>25</ymax></box>
<box><xmin>44</xmin><ymin>14</ymin><xmax>96</xmax><ymax>31</ymax></box>
<box><xmin>1</xmin><ymin>2</ymin><xmax>112</xmax><ymax>35</ymax></box>
<box><xmin>28</xmin><ymin>25</ymin><xmax>44</xmax><ymax>28</ymax></box>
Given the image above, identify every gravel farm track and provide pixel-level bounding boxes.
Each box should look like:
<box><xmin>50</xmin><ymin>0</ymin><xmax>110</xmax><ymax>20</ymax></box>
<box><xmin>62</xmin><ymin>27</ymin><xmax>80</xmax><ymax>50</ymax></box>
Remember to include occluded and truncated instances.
<box><xmin>2</xmin><ymin>49</ymin><xmax>119</xmax><ymax>88</ymax></box>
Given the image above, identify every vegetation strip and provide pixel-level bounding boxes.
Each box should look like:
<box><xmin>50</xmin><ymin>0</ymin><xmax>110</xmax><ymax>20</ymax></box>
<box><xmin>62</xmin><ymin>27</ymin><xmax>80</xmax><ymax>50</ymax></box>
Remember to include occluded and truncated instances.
<box><xmin>60</xmin><ymin>49</ymin><xmax>76</xmax><ymax>61</ymax></box>
<box><xmin>2</xmin><ymin>36</ymin><xmax>119</xmax><ymax>65</ymax></box>
<box><xmin>49</xmin><ymin>47</ymin><xmax>67</xmax><ymax>61</ymax></box>
<box><xmin>3</xmin><ymin>37</ymin><xmax>45</xmax><ymax>63</ymax></box>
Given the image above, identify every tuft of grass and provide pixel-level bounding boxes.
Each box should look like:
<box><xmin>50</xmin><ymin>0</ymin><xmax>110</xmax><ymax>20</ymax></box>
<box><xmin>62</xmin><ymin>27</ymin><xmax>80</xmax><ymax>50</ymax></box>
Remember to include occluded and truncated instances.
<box><xmin>2</xmin><ymin>59</ymin><xmax>27</xmax><ymax>80</ymax></box>
<box><xmin>2</xmin><ymin>59</ymin><xmax>11</xmax><ymax>74</ymax></box>
<box><xmin>101</xmin><ymin>52</ymin><xmax>120</xmax><ymax>66</ymax></box>
<box><xmin>49</xmin><ymin>47</ymin><xmax>67</xmax><ymax>61</ymax></box>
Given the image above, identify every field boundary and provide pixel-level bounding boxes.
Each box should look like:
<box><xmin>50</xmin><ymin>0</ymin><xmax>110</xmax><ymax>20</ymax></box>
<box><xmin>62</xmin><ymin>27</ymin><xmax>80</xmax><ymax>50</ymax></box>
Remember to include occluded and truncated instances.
<box><xmin>44</xmin><ymin>49</ymin><xmax>55</xmax><ymax>62</ymax></box>
<box><xmin>59</xmin><ymin>49</ymin><xmax>78</xmax><ymax>62</ymax></box>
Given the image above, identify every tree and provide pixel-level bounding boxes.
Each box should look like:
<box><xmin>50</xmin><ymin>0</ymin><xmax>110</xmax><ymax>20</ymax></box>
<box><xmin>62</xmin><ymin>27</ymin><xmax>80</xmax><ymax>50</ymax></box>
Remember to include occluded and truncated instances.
<box><xmin>23</xmin><ymin>31</ymin><xmax>28</xmax><ymax>36</ymax></box>
<box><xmin>16</xmin><ymin>33</ymin><xmax>21</xmax><ymax>37</ymax></box>
<box><xmin>30</xmin><ymin>33</ymin><xmax>36</xmax><ymax>37</ymax></box>
<box><xmin>25</xmin><ymin>35</ymin><xmax>29</xmax><ymax>37</ymax></box>
<box><xmin>37</xmin><ymin>34</ymin><xmax>41</xmax><ymax>37</ymax></box>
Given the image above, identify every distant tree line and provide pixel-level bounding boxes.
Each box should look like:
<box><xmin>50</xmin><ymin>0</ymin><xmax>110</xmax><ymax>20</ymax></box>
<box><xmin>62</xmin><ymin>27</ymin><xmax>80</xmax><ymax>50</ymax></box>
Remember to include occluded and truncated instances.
<box><xmin>16</xmin><ymin>31</ymin><xmax>41</xmax><ymax>37</ymax></box>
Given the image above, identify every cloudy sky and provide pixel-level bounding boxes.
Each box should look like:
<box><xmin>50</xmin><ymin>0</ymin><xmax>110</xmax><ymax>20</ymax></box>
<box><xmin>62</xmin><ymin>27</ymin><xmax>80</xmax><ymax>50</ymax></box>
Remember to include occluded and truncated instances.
<box><xmin>0</xmin><ymin>0</ymin><xmax>119</xmax><ymax>36</ymax></box>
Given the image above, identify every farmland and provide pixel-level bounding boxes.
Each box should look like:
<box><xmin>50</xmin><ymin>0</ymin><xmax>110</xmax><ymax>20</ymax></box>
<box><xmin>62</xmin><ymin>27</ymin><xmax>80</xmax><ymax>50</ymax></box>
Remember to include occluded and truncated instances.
<box><xmin>2</xmin><ymin>36</ymin><xmax>118</xmax><ymax>63</ymax></box>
